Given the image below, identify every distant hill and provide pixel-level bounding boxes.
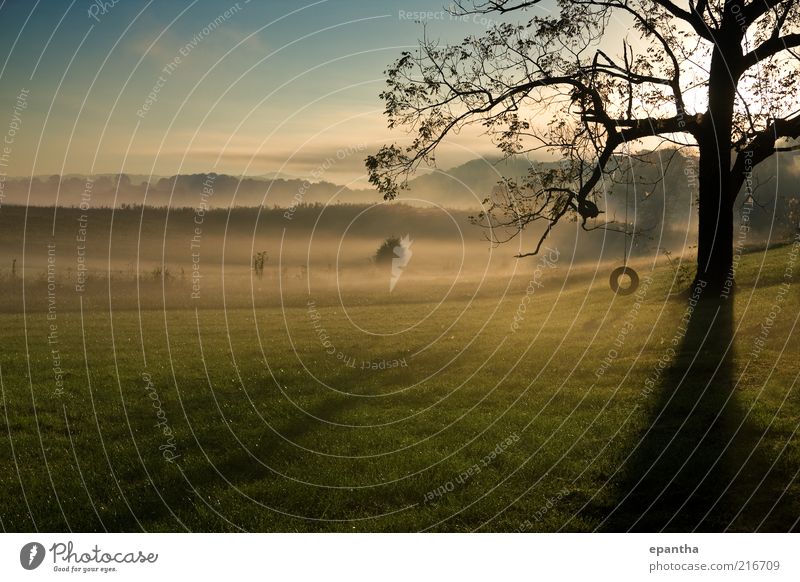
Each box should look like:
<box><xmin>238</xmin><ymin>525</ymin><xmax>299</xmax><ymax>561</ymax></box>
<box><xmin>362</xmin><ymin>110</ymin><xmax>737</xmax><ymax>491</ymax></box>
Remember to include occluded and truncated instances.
<box><xmin>0</xmin><ymin>157</ymin><xmax>540</xmax><ymax>210</ymax></box>
<box><xmin>400</xmin><ymin>157</ymin><xmax>538</xmax><ymax>207</ymax></box>
<box><xmin>2</xmin><ymin>152</ymin><xmax>797</xmax><ymax>237</ymax></box>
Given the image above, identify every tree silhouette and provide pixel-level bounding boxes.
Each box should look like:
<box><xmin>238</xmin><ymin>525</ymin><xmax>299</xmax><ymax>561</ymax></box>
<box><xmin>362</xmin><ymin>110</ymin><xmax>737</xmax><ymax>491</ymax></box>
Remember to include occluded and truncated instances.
<box><xmin>367</xmin><ymin>0</ymin><xmax>800</xmax><ymax>294</ymax></box>
<box><xmin>374</xmin><ymin>236</ymin><xmax>402</xmax><ymax>266</ymax></box>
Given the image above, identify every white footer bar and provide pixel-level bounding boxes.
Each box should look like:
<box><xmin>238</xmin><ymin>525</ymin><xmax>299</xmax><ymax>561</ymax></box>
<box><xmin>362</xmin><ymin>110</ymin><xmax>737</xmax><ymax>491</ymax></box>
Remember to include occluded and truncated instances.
<box><xmin>2</xmin><ymin>533</ymin><xmax>797</xmax><ymax>581</ymax></box>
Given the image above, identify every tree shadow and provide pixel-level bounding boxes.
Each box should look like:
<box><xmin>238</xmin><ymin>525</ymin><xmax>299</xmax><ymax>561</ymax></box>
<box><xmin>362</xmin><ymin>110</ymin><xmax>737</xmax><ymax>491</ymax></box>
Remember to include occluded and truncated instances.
<box><xmin>599</xmin><ymin>294</ymin><xmax>798</xmax><ymax>532</ymax></box>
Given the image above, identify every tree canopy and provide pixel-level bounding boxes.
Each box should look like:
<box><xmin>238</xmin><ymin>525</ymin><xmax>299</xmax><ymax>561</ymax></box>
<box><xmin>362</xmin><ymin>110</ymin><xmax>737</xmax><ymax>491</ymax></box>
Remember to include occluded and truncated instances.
<box><xmin>367</xmin><ymin>0</ymin><xmax>800</xmax><ymax>265</ymax></box>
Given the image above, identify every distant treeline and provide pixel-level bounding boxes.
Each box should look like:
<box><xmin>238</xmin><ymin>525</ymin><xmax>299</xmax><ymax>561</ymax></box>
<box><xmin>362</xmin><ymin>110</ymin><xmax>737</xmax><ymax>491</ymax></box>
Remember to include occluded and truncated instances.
<box><xmin>0</xmin><ymin>202</ymin><xmax>476</xmax><ymax>242</ymax></box>
<box><xmin>0</xmin><ymin>173</ymin><xmax>374</xmax><ymax>209</ymax></box>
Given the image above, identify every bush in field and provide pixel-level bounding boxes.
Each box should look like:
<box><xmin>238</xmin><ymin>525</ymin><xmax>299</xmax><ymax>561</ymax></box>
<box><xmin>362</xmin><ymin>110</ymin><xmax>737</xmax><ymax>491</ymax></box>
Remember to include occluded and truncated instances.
<box><xmin>374</xmin><ymin>237</ymin><xmax>401</xmax><ymax>266</ymax></box>
<box><xmin>253</xmin><ymin>251</ymin><xmax>268</xmax><ymax>279</ymax></box>
<box><xmin>151</xmin><ymin>266</ymin><xmax>173</xmax><ymax>282</ymax></box>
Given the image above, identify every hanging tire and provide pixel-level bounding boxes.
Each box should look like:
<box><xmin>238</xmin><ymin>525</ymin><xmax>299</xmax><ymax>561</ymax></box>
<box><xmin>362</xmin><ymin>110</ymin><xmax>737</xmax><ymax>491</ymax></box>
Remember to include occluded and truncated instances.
<box><xmin>609</xmin><ymin>266</ymin><xmax>639</xmax><ymax>295</ymax></box>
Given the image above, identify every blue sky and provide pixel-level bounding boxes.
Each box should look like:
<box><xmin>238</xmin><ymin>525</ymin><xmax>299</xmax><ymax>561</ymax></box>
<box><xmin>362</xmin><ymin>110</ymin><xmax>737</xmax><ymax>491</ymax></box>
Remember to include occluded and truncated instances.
<box><xmin>0</xmin><ymin>0</ymin><xmax>544</xmax><ymax>182</ymax></box>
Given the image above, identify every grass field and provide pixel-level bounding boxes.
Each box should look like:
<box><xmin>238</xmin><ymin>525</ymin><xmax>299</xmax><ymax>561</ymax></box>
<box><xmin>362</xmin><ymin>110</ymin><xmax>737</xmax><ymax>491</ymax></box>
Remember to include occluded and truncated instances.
<box><xmin>1</xmin><ymin>240</ymin><xmax>798</xmax><ymax>532</ymax></box>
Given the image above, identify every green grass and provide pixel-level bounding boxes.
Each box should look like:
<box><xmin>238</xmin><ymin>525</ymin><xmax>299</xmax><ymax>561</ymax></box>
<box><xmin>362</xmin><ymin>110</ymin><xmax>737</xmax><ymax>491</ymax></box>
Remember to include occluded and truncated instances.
<box><xmin>0</xmin><ymin>242</ymin><xmax>798</xmax><ymax>532</ymax></box>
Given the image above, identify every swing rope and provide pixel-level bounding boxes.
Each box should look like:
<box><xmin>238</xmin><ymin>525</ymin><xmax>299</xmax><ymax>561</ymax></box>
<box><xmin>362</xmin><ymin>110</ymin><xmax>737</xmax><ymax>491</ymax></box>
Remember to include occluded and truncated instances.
<box><xmin>624</xmin><ymin>158</ymin><xmax>630</xmax><ymax>267</ymax></box>
<box><xmin>609</xmin><ymin>152</ymin><xmax>639</xmax><ymax>295</ymax></box>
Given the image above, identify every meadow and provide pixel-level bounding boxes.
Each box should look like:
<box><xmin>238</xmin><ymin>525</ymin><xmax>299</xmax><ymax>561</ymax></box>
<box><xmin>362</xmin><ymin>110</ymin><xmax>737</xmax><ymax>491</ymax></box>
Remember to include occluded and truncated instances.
<box><xmin>0</xmin><ymin>228</ymin><xmax>798</xmax><ymax>533</ymax></box>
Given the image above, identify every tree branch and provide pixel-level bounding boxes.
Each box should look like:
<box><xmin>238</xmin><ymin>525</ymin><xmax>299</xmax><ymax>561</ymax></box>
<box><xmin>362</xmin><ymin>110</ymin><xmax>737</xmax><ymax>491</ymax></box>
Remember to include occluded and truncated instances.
<box><xmin>652</xmin><ymin>0</ymin><xmax>714</xmax><ymax>40</ymax></box>
<box><xmin>448</xmin><ymin>0</ymin><xmax>542</xmax><ymax>15</ymax></box>
<box><xmin>731</xmin><ymin>115</ymin><xmax>800</xmax><ymax>199</ymax></box>
<box><xmin>741</xmin><ymin>32</ymin><xmax>800</xmax><ymax>69</ymax></box>
<box><xmin>742</xmin><ymin>0</ymin><xmax>787</xmax><ymax>28</ymax></box>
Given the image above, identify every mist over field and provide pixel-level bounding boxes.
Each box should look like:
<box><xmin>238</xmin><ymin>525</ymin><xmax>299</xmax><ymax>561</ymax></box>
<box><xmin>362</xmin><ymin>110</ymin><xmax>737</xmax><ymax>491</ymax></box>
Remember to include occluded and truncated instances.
<box><xmin>2</xmin><ymin>150</ymin><xmax>797</xmax><ymax>304</ymax></box>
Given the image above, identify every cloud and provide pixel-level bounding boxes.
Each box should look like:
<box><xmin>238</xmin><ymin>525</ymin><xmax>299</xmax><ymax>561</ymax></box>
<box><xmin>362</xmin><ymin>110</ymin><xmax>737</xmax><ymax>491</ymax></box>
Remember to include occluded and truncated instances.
<box><xmin>125</xmin><ymin>8</ymin><xmax>270</xmax><ymax>70</ymax></box>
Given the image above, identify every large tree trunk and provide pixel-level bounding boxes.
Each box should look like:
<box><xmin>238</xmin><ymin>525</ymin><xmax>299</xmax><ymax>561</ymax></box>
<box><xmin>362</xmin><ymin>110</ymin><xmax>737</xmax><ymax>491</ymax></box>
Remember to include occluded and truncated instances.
<box><xmin>693</xmin><ymin>36</ymin><xmax>739</xmax><ymax>299</ymax></box>
<box><xmin>695</xmin><ymin>142</ymin><xmax>735</xmax><ymax>298</ymax></box>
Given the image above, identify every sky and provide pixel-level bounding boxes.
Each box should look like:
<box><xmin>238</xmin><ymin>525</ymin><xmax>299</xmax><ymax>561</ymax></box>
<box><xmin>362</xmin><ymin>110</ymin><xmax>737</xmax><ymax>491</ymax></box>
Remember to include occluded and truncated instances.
<box><xmin>0</xmin><ymin>0</ymin><xmax>555</xmax><ymax>184</ymax></box>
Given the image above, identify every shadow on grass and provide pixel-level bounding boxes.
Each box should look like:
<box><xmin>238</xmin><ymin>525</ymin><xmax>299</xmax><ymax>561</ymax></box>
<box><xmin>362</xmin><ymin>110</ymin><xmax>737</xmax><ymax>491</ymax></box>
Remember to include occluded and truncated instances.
<box><xmin>600</xmin><ymin>294</ymin><xmax>798</xmax><ymax>532</ymax></box>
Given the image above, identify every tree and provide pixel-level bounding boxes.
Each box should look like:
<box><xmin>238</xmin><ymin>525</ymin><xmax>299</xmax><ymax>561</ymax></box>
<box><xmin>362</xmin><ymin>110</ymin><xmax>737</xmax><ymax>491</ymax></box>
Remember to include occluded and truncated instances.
<box><xmin>374</xmin><ymin>236</ymin><xmax>402</xmax><ymax>266</ymax></box>
<box><xmin>366</xmin><ymin>0</ymin><xmax>800</xmax><ymax>295</ymax></box>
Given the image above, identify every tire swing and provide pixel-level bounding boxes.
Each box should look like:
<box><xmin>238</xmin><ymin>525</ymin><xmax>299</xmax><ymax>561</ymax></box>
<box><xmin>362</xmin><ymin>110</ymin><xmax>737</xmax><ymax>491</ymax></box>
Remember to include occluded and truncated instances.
<box><xmin>609</xmin><ymin>265</ymin><xmax>639</xmax><ymax>295</ymax></box>
<box><xmin>610</xmin><ymin>157</ymin><xmax>639</xmax><ymax>296</ymax></box>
